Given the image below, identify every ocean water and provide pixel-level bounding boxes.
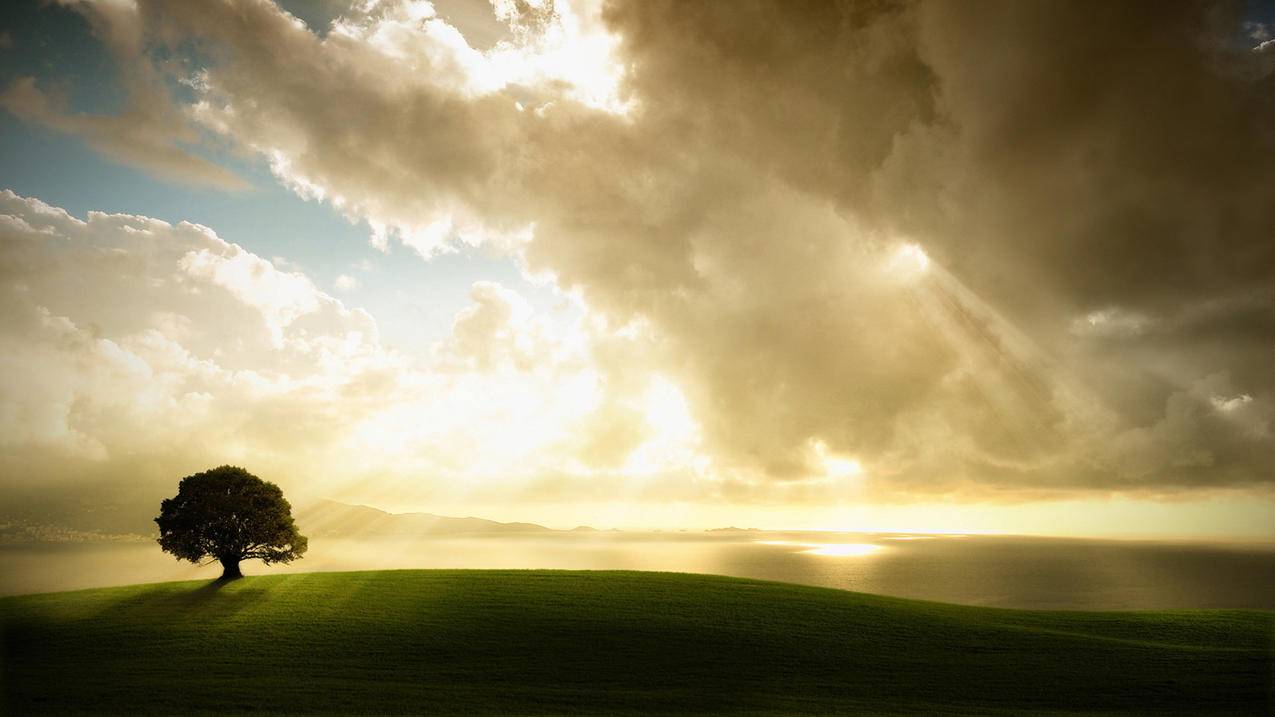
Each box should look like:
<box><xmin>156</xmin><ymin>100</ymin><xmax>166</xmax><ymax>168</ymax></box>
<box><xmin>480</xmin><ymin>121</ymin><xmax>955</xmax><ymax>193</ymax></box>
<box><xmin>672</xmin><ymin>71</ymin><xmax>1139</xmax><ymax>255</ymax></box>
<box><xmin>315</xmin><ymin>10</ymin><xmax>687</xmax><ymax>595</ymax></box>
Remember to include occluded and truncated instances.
<box><xmin>3</xmin><ymin>532</ymin><xmax>1274</xmax><ymax>610</ymax></box>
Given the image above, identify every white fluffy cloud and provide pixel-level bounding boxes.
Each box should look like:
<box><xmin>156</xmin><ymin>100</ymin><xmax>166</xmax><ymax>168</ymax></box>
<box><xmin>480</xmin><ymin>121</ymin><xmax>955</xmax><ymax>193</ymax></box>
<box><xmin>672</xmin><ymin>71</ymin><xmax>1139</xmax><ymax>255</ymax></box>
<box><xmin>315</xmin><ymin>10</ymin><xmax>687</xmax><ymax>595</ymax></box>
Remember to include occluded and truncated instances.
<box><xmin>0</xmin><ymin>190</ymin><xmax>706</xmax><ymax>523</ymax></box>
<box><xmin>0</xmin><ymin>190</ymin><xmax>383</xmax><ymax>464</ymax></box>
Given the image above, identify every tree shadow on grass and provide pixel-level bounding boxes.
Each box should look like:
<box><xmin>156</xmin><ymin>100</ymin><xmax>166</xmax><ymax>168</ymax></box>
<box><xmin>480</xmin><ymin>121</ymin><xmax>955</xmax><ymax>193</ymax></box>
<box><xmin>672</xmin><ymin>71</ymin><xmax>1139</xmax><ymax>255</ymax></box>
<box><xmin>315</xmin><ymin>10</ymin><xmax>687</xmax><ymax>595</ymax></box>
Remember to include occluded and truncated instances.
<box><xmin>95</xmin><ymin>578</ymin><xmax>270</xmax><ymax>623</ymax></box>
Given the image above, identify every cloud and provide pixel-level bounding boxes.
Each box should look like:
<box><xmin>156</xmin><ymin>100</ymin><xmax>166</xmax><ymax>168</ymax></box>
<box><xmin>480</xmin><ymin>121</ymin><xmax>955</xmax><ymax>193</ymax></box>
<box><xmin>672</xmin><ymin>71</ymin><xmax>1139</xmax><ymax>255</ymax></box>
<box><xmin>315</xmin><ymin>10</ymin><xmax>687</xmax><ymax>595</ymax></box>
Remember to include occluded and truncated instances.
<box><xmin>0</xmin><ymin>1</ymin><xmax>247</xmax><ymax>190</ymax></box>
<box><xmin>0</xmin><ymin>190</ymin><xmax>701</xmax><ymax>529</ymax></box>
<box><xmin>0</xmin><ymin>190</ymin><xmax>383</xmax><ymax>468</ymax></box>
<box><xmin>444</xmin><ymin>281</ymin><xmax>543</xmax><ymax>371</ymax></box>
<box><xmin>12</xmin><ymin>0</ymin><xmax>1275</xmax><ymax>503</ymax></box>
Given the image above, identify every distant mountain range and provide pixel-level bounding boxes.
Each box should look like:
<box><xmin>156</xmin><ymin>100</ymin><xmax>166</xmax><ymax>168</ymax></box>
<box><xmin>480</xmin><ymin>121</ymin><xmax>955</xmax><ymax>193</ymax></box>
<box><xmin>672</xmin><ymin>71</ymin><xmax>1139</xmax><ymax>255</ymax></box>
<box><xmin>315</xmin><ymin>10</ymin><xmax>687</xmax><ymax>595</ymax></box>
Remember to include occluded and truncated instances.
<box><xmin>298</xmin><ymin>499</ymin><xmax>593</xmax><ymax>537</ymax></box>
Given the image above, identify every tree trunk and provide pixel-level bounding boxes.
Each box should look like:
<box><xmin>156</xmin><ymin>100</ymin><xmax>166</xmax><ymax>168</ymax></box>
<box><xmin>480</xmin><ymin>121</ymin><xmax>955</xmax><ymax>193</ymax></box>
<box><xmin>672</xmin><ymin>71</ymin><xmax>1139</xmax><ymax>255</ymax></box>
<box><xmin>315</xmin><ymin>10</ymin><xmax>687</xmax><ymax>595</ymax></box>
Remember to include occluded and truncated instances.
<box><xmin>218</xmin><ymin>556</ymin><xmax>243</xmax><ymax>580</ymax></box>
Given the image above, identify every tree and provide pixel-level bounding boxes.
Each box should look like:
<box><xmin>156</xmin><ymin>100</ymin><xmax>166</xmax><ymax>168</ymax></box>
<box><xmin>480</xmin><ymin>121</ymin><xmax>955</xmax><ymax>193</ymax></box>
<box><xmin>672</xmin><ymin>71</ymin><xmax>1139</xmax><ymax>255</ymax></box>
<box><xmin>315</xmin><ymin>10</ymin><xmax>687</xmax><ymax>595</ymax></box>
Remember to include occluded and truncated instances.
<box><xmin>156</xmin><ymin>466</ymin><xmax>308</xmax><ymax>580</ymax></box>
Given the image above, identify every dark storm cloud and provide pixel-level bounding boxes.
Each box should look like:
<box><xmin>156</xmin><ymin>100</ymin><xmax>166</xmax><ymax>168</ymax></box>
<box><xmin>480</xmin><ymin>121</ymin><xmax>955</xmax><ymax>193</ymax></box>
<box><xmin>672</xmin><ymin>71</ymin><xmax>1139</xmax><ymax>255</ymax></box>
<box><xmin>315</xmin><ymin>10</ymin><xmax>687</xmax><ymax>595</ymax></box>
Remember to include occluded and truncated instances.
<box><xmin>596</xmin><ymin>0</ymin><xmax>1275</xmax><ymax>493</ymax></box>
<box><xmin>608</xmin><ymin>0</ymin><xmax>1275</xmax><ymax>317</ymax></box>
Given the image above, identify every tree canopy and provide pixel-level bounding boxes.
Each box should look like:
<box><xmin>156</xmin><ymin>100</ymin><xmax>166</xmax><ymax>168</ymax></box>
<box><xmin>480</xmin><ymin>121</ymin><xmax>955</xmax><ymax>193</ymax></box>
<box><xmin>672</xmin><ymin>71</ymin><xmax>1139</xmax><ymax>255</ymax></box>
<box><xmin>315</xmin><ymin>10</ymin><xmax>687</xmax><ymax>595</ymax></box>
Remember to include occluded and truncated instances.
<box><xmin>155</xmin><ymin>465</ymin><xmax>307</xmax><ymax>579</ymax></box>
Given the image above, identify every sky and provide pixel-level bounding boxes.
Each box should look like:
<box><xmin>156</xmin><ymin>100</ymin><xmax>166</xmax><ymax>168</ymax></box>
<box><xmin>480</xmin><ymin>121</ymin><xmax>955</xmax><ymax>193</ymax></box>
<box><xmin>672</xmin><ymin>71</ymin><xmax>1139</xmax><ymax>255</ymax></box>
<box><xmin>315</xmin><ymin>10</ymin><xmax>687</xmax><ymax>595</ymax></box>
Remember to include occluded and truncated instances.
<box><xmin>1</xmin><ymin>0</ymin><xmax>1274</xmax><ymax>537</ymax></box>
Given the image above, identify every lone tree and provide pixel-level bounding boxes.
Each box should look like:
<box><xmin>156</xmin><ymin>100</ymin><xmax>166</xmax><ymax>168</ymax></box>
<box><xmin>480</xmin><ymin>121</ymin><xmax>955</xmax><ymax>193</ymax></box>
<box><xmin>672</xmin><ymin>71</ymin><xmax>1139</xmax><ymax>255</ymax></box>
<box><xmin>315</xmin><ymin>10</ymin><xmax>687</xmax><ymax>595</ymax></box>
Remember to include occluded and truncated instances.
<box><xmin>156</xmin><ymin>466</ymin><xmax>308</xmax><ymax>580</ymax></box>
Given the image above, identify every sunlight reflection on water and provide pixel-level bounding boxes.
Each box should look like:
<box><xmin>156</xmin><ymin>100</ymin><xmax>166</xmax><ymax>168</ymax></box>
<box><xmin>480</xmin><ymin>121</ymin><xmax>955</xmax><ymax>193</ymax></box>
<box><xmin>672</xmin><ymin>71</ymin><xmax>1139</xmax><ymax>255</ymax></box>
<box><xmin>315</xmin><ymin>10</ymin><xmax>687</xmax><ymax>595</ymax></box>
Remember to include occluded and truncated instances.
<box><xmin>755</xmin><ymin>540</ymin><xmax>883</xmax><ymax>557</ymax></box>
<box><xmin>802</xmin><ymin>543</ymin><xmax>882</xmax><ymax>557</ymax></box>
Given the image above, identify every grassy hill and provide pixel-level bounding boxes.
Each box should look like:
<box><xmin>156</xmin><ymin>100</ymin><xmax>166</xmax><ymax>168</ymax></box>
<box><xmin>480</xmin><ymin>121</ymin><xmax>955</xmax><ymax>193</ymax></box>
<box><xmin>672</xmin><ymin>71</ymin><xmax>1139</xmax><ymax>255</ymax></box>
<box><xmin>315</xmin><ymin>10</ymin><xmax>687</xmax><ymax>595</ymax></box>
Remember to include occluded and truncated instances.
<box><xmin>2</xmin><ymin>570</ymin><xmax>1270</xmax><ymax>715</ymax></box>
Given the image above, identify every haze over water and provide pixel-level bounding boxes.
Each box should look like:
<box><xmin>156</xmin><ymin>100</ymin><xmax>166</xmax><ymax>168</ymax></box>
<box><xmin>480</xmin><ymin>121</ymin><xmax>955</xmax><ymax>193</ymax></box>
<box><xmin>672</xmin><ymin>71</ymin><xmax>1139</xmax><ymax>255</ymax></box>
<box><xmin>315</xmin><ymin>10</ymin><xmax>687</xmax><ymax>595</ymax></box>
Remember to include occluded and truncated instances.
<box><xmin>5</xmin><ymin>533</ymin><xmax>1273</xmax><ymax>611</ymax></box>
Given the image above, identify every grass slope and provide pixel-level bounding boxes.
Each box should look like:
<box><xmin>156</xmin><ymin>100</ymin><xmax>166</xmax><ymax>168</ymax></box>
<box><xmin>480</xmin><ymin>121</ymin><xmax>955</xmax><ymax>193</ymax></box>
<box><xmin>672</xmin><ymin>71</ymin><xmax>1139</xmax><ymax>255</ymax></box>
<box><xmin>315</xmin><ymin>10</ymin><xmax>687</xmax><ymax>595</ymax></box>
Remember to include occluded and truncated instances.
<box><xmin>2</xmin><ymin>570</ymin><xmax>1271</xmax><ymax>715</ymax></box>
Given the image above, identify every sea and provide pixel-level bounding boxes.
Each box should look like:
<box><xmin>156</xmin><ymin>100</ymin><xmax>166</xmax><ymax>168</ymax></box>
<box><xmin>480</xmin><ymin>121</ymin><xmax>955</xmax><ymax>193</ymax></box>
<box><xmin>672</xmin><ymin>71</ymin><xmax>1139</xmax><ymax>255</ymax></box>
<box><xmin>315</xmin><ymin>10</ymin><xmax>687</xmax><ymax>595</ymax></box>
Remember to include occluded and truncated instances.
<box><xmin>3</xmin><ymin>532</ymin><xmax>1274</xmax><ymax>610</ymax></box>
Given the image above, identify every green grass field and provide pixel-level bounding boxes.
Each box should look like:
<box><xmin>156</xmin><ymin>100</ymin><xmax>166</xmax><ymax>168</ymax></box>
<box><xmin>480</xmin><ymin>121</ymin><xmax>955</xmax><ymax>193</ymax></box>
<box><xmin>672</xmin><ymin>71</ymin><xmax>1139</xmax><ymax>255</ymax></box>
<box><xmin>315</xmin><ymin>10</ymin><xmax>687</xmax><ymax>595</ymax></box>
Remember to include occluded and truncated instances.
<box><xmin>2</xmin><ymin>570</ymin><xmax>1271</xmax><ymax>715</ymax></box>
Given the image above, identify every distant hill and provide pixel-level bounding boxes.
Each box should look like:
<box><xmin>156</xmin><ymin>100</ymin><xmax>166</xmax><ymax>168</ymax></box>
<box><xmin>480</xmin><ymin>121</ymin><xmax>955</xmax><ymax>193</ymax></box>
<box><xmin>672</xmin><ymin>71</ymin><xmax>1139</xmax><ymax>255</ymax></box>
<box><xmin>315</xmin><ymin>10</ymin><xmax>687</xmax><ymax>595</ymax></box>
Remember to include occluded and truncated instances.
<box><xmin>298</xmin><ymin>499</ymin><xmax>556</xmax><ymax>536</ymax></box>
